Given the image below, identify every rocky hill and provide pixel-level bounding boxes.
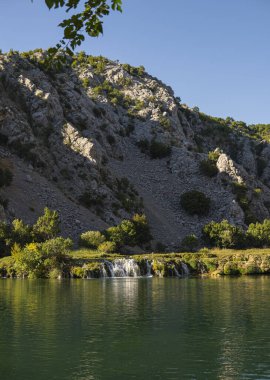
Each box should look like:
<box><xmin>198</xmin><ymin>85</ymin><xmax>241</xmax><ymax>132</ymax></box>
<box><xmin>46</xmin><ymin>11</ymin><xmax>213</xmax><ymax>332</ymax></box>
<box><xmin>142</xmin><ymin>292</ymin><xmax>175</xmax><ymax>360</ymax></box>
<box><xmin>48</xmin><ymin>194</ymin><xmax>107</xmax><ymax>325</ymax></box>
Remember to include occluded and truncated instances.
<box><xmin>0</xmin><ymin>50</ymin><xmax>270</xmax><ymax>250</ymax></box>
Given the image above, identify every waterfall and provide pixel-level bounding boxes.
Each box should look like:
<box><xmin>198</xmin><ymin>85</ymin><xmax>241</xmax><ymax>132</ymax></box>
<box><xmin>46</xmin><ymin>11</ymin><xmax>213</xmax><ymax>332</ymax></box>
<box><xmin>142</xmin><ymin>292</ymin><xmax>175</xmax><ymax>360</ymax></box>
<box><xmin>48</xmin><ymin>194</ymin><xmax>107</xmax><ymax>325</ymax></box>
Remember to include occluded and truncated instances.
<box><xmin>146</xmin><ymin>260</ymin><xmax>152</xmax><ymax>277</ymax></box>
<box><xmin>174</xmin><ymin>267</ymin><xmax>181</xmax><ymax>277</ymax></box>
<box><xmin>181</xmin><ymin>262</ymin><xmax>190</xmax><ymax>276</ymax></box>
<box><xmin>85</xmin><ymin>259</ymin><xmax>190</xmax><ymax>279</ymax></box>
<box><xmin>104</xmin><ymin>259</ymin><xmax>141</xmax><ymax>278</ymax></box>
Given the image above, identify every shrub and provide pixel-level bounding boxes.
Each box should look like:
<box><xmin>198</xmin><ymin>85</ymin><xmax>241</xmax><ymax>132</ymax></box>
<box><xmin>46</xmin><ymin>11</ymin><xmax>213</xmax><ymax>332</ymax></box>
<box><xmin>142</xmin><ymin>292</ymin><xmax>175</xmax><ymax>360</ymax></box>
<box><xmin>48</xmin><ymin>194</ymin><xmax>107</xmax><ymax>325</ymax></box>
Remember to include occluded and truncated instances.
<box><xmin>82</xmin><ymin>77</ymin><xmax>90</xmax><ymax>88</ymax></box>
<box><xmin>40</xmin><ymin>237</ymin><xmax>72</xmax><ymax>261</ymax></box>
<box><xmin>257</xmin><ymin>157</ymin><xmax>267</xmax><ymax>177</ymax></box>
<box><xmin>159</xmin><ymin>116</ymin><xmax>171</xmax><ymax>130</ymax></box>
<box><xmin>199</xmin><ymin>150</ymin><xmax>220</xmax><ymax>177</ymax></box>
<box><xmin>122</xmin><ymin>64</ymin><xmax>145</xmax><ymax>77</ymax></box>
<box><xmin>106</xmin><ymin>214</ymin><xmax>151</xmax><ymax>248</ymax></box>
<box><xmin>0</xmin><ymin>167</ymin><xmax>13</xmax><ymax>187</ymax></box>
<box><xmin>199</xmin><ymin>159</ymin><xmax>218</xmax><ymax>177</ymax></box>
<box><xmin>231</xmin><ymin>182</ymin><xmax>256</xmax><ymax>224</ymax></box>
<box><xmin>79</xmin><ymin>191</ymin><xmax>105</xmax><ymax>208</ymax></box>
<box><xmin>12</xmin><ymin>237</ymin><xmax>72</xmax><ymax>278</ymax></box>
<box><xmin>202</xmin><ymin>220</ymin><xmax>245</xmax><ymax>248</ymax></box>
<box><xmin>149</xmin><ymin>140</ymin><xmax>171</xmax><ymax>159</ymax></box>
<box><xmin>136</xmin><ymin>139</ymin><xmax>150</xmax><ymax>154</ymax></box>
<box><xmin>180</xmin><ymin>190</ymin><xmax>211</xmax><ymax>216</ymax></box>
<box><xmin>247</xmin><ymin>220</ymin><xmax>270</xmax><ymax>247</ymax></box>
<box><xmin>181</xmin><ymin>234</ymin><xmax>199</xmax><ymax>252</ymax></box>
<box><xmin>80</xmin><ymin>231</ymin><xmax>106</xmax><ymax>249</ymax></box>
<box><xmin>98</xmin><ymin>241</ymin><xmax>117</xmax><ymax>253</ymax></box>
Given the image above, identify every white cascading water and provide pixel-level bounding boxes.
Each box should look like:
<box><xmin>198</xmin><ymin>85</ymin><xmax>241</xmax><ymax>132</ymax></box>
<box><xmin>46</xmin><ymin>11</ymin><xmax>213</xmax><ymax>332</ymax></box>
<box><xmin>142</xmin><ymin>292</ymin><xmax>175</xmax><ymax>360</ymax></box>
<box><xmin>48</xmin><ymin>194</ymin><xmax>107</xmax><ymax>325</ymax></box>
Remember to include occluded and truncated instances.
<box><xmin>86</xmin><ymin>259</ymin><xmax>190</xmax><ymax>278</ymax></box>
<box><xmin>181</xmin><ymin>262</ymin><xmax>190</xmax><ymax>276</ymax></box>
<box><xmin>103</xmin><ymin>259</ymin><xmax>141</xmax><ymax>278</ymax></box>
<box><xmin>146</xmin><ymin>260</ymin><xmax>152</xmax><ymax>277</ymax></box>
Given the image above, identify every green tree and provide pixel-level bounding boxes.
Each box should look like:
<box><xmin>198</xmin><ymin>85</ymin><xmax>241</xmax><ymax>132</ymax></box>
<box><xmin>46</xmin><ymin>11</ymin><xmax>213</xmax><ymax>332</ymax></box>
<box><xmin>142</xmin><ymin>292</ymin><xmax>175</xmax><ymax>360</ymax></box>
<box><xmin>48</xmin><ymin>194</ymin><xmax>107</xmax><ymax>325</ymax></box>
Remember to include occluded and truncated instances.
<box><xmin>41</xmin><ymin>0</ymin><xmax>123</xmax><ymax>56</ymax></box>
<box><xmin>11</xmin><ymin>219</ymin><xmax>32</xmax><ymax>246</ymax></box>
<box><xmin>32</xmin><ymin>207</ymin><xmax>60</xmax><ymax>241</ymax></box>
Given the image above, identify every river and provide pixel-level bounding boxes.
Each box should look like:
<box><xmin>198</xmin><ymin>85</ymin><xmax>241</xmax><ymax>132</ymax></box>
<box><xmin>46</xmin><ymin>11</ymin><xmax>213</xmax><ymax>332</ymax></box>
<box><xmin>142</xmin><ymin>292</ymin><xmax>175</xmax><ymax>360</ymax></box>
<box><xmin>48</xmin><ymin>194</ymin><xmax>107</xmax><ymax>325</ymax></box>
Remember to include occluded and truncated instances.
<box><xmin>1</xmin><ymin>277</ymin><xmax>270</xmax><ymax>379</ymax></box>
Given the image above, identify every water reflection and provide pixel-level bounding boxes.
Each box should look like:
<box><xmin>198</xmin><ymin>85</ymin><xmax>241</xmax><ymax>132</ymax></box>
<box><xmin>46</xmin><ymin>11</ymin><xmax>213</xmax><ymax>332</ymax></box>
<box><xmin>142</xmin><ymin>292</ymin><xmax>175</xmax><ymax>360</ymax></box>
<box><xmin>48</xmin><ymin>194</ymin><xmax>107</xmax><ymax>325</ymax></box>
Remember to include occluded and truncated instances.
<box><xmin>1</xmin><ymin>277</ymin><xmax>270</xmax><ymax>379</ymax></box>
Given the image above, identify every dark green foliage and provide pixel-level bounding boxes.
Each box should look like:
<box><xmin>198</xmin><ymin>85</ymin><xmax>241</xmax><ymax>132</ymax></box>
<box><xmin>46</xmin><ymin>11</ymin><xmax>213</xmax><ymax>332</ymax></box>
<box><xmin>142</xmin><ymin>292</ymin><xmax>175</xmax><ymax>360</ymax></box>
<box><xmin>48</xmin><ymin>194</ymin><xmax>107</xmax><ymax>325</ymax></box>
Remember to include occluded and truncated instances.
<box><xmin>257</xmin><ymin>157</ymin><xmax>267</xmax><ymax>177</ymax></box>
<box><xmin>0</xmin><ymin>167</ymin><xmax>13</xmax><ymax>187</ymax></box>
<box><xmin>199</xmin><ymin>150</ymin><xmax>220</xmax><ymax>177</ymax></box>
<box><xmin>180</xmin><ymin>191</ymin><xmax>211</xmax><ymax>216</ymax></box>
<box><xmin>159</xmin><ymin>116</ymin><xmax>171</xmax><ymax>130</ymax></box>
<box><xmin>199</xmin><ymin>160</ymin><xmax>218</xmax><ymax>177</ymax></box>
<box><xmin>136</xmin><ymin>139</ymin><xmax>150</xmax><ymax>154</ymax></box>
<box><xmin>93</xmin><ymin>106</ymin><xmax>106</xmax><ymax>118</ymax></box>
<box><xmin>115</xmin><ymin>177</ymin><xmax>143</xmax><ymax>213</ymax></box>
<box><xmin>106</xmin><ymin>134</ymin><xmax>115</xmax><ymax>144</ymax></box>
<box><xmin>0</xmin><ymin>222</ymin><xmax>12</xmax><ymax>257</ymax></box>
<box><xmin>249</xmin><ymin>123</ymin><xmax>270</xmax><ymax>142</ymax></box>
<box><xmin>231</xmin><ymin>182</ymin><xmax>256</xmax><ymax>224</ymax></box>
<box><xmin>181</xmin><ymin>234</ymin><xmax>199</xmax><ymax>252</ymax></box>
<box><xmin>202</xmin><ymin>220</ymin><xmax>246</xmax><ymax>248</ymax></box>
<box><xmin>79</xmin><ymin>191</ymin><xmax>105</xmax><ymax>208</ymax></box>
<box><xmin>105</xmin><ymin>214</ymin><xmax>151</xmax><ymax>248</ymax></box>
<box><xmin>149</xmin><ymin>140</ymin><xmax>171</xmax><ymax>159</ymax></box>
<box><xmin>121</xmin><ymin>64</ymin><xmax>145</xmax><ymax>77</ymax></box>
<box><xmin>92</xmin><ymin>80</ymin><xmax>124</xmax><ymax>105</ymax></box>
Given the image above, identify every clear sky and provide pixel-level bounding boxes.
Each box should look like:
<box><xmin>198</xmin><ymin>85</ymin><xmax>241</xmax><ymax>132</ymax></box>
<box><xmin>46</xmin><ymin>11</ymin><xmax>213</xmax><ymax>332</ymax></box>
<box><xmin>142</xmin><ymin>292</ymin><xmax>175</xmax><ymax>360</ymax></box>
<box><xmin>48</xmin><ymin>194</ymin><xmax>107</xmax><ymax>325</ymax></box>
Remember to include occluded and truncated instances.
<box><xmin>1</xmin><ymin>0</ymin><xmax>270</xmax><ymax>124</ymax></box>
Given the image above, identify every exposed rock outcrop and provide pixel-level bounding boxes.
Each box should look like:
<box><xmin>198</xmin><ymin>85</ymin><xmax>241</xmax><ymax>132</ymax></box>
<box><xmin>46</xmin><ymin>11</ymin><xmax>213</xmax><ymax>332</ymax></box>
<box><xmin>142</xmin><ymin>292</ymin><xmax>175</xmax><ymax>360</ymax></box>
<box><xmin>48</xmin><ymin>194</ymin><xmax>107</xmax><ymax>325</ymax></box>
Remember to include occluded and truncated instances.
<box><xmin>0</xmin><ymin>51</ymin><xmax>269</xmax><ymax>248</ymax></box>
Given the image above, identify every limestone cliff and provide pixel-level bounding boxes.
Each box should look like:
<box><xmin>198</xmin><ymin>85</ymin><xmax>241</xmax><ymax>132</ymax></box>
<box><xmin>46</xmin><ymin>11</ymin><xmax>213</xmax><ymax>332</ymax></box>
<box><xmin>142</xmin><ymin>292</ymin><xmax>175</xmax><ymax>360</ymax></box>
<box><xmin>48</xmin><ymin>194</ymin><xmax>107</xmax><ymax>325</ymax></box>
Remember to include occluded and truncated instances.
<box><xmin>0</xmin><ymin>50</ymin><xmax>269</xmax><ymax>249</ymax></box>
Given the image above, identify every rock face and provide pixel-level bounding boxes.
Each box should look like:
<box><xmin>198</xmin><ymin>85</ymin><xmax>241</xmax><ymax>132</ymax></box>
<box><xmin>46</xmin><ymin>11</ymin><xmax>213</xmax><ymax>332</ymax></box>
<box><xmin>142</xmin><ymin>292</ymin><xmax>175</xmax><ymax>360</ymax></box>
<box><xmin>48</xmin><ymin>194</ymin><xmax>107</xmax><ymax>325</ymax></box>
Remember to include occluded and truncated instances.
<box><xmin>0</xmin><ymin>51</ymin><xmax>270</xmax><ymax>249</ymax></box>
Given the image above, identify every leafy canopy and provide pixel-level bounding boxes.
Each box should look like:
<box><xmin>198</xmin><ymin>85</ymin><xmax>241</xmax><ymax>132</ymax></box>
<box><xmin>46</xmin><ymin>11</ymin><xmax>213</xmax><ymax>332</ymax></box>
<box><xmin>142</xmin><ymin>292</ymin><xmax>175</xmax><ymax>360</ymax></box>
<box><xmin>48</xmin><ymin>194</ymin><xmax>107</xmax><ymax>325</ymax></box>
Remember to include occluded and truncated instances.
<box><xmin>40</xmin><ymin>0</ymin><xmax>122</xmax><ymax>55</ymax></box>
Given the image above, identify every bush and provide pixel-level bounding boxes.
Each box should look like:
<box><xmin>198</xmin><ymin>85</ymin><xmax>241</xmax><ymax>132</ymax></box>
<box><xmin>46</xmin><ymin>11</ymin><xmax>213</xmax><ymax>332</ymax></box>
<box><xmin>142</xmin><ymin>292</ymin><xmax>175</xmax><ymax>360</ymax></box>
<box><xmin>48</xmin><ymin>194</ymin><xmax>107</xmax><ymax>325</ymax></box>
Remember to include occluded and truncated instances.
<box><xmin>0</xmin><ymin>167</ymin><xmax>13</xmax><ymax>187</ymax></box>
<box><xmin>181</xmin><ymin>234</ymin><xmax>199</xmax><ymax>252</ymax></box>
<box><xmin>247</xmin><ymin>220</ymin><xmax>270</xmax><ymax>247</ymax></box>
<box><xmin>199</xmin><ymin>150</ymin><xmax>220</xmax><ymax>177</ymax></box>
<box><xmin>12</xmin><ymin>237</ymin><xmax>72</xmax><ymax>278</ymax></box>
<box><xmin>149</xmin><ymin>140</ymin><xmax>171</xmax><ymax>159</ymax></box>
<box><xmin>202</xmin><ymin>220</ymin><xmax>245</xmax><ymax>248</ymax></box>
<box><xmin>180</xmin><ymin>191</ymin><xmax>211</xmax><ymax>216</ymax></box>
<box><xmin>98</xmin><ymin>241</ymin><xmax>117</xmax><ymax>253</ymax></box>
<box><xmin>122</xmin><ymin>64</ymin><xmax>145</xmax><ymax>77</ymax></box>
<box><xmin>136</xmin><ymin>139</ymin><xmax>150</xmax><ymax>154</ymax></box>
<box><xmin>79</xmin><ymin>191</ymin><xmax>105</xmax><ymax>208</ymax></box>
<box><xmin>80</xmin><ymin>231</ymin><xmax>106</xmax><ymax>249</ymax></box>
<box><xmin>105</xmin><ymin>214</ymin><xmax>151</xmax><ymax>248</ymax></box>
<box><xmin>199</xmin><ymin>159</ymin><xmax>218</xmax><ymax>177</ymax></box>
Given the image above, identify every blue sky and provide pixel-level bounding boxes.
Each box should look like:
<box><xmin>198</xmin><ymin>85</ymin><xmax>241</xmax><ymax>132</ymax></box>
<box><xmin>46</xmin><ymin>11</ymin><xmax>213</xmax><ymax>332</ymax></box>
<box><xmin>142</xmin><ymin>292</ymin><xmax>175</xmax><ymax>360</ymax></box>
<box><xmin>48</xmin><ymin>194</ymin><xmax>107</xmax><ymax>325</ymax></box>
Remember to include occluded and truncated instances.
<box><xmin>1</xmin><ymin>0</ymin><xmax>270</xmax><ymax>124</ymax></box>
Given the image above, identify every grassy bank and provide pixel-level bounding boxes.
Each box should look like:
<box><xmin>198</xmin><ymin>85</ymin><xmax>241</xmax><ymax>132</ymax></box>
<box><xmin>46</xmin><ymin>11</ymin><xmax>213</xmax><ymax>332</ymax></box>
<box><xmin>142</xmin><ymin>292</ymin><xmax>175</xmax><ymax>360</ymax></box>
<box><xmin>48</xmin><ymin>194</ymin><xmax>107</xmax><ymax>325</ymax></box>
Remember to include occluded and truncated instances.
<box><xmin>2</xmin><ymin>248</ymin><xmax>270</xmax><ymax>278</ymax></box>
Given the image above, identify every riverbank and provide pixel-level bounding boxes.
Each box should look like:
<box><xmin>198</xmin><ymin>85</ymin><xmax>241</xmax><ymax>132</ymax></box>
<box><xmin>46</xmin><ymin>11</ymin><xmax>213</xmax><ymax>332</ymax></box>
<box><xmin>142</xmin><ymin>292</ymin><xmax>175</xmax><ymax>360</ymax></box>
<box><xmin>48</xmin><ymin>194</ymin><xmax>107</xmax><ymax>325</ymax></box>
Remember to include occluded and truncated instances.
<box><xmin>2</xmin><ymin>248</ymin><xmax>270</xmax><ymax>278</ymax></box>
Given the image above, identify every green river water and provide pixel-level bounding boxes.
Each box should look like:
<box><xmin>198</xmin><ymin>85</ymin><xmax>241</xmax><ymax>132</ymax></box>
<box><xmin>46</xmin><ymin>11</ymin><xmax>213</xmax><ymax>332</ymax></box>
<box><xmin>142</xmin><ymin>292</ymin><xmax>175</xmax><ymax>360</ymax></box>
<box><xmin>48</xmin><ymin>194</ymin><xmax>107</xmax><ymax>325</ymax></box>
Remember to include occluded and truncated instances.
<box><xmin>1</xmin><ymin>277</ymin><xmax>270</xmax><ymax>379</ymax></box>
